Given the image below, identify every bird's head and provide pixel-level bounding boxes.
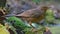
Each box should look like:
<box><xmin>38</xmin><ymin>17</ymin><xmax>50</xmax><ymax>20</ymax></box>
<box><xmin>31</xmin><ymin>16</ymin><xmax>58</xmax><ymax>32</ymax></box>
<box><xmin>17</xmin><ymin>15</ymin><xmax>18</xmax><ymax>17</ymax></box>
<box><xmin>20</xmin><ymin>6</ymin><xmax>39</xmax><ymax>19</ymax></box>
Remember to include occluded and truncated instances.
<box><xmin>41</xmin><ymin>6</ymin><xmax>49</xmax><ymax>12</ymax></box>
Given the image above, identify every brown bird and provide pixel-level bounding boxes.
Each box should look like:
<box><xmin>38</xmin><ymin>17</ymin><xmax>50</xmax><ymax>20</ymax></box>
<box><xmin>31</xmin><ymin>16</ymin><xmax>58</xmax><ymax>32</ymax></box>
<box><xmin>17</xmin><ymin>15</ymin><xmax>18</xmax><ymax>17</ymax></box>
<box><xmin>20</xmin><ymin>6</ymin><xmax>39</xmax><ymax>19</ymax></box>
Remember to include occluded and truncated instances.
<box><xmin>16</xmin><ymin>6</ymin><xmax>48</xmax><ymax>27</ymax></box>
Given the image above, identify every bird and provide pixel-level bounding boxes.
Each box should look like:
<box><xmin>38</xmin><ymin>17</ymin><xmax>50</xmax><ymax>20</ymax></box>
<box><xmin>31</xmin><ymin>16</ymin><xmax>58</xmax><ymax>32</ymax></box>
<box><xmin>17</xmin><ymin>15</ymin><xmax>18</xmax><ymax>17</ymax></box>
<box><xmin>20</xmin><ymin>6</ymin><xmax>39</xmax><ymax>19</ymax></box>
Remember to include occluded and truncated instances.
<box><xmin>16</xmin><ymin>6</ymin><xmax>48</xmax><ymax>27</ymax></box>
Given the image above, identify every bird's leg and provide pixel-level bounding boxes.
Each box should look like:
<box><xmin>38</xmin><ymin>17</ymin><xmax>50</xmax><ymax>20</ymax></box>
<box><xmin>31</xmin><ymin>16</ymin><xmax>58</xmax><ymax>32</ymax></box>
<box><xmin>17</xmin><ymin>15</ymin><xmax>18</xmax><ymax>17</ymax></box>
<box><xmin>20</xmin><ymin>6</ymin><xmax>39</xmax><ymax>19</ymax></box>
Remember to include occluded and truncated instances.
<box><xmin>29</xmin><ymin>21</ymin><xmax>36</xmax><ymax>32</ymax></box>
<box><xmin>29</xmin><ymin>21</ymin><xmax>32</xmax><ymax>25</ymax></box>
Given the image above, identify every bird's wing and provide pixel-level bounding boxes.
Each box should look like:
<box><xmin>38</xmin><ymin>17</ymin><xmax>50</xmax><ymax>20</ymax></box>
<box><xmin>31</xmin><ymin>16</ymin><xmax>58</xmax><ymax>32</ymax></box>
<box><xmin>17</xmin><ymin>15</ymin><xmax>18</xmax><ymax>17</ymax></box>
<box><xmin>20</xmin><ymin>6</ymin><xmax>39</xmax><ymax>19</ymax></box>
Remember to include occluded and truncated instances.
<box><xmin>16</xmin><ymin>8</ymin><xmax>44</xmax><ymax>18</ymax></box>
